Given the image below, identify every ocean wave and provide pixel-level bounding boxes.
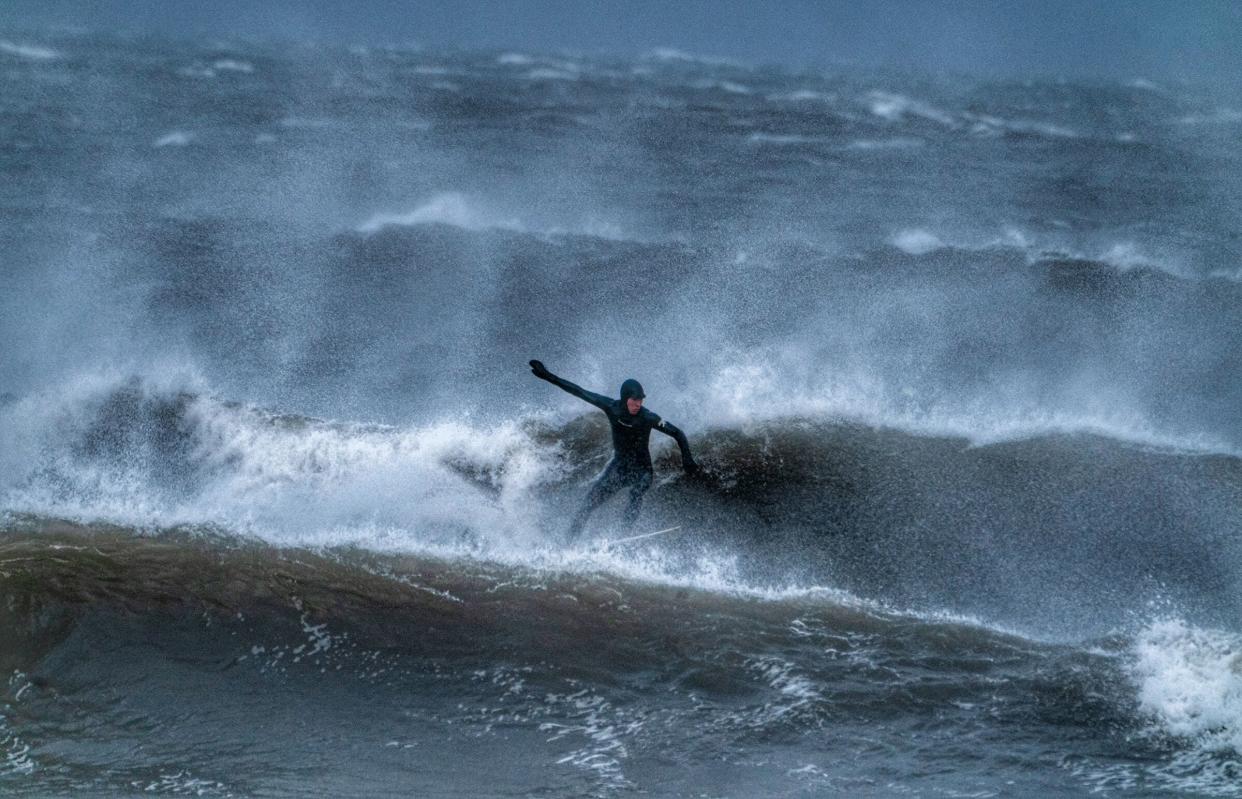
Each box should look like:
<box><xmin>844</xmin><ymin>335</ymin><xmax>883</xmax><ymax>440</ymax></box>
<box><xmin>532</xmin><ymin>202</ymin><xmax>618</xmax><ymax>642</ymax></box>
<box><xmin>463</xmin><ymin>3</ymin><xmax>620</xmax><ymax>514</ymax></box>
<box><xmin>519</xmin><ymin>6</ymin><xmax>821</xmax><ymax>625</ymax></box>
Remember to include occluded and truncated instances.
<box><xmin>766</xmin><ymin>89</ymin><xmax>833</xmax><ymax>103</ymax></box>
<box><xmin>153</xmin><ymin>130</ymin><xmax>195</xmax><ymax>148</ymax></box>
<box><xmin>964</xmin><ymin>112</ymin><xmax>1080</xmax><ymax>139</ymax></box>
<box><xmin>3</xmin><ymin>519</ymin><xmax>1235</xmax><ymax>751</ymax></box>
<box><xmin>356</xmin><ymin>192</ymin><xmax>630</xmax><ymax>240</ymax></box>
<box><xmin>0</xmin><ymin>380</ymin><xmax>559</xmax><ymax>552</ymax></box>
<box><xmin>890</xmin><ymin>228</ymin><xmax>944</xmax><ymax>255</ymax></box>
<box><xmin>1132</xmin><ymin>619</ymin><xmax>1242</xmax><ymax>754</ymax></box>
<box><xmin>884</xmin><ymin>223</ymin><xmax>1198</xmax><ymax>281</ymax></box>
<box><xmin>7</xmin><ymin>374</ymin><xmax>1237</xmax><ymax>519</ymax></box>
<box><xmin>700</xmin><ymin>357</ymin><xmax>1240</xmax><ymax>455</ymax></box>
<box><xmin>3</xmin><ymin>375</ymin><xmax>1239</xmax><ymax>643</ymax></box>
<box><xmin>843</xmin><ymin>137</ymin><xmax>923</xmax><ymax>150</ymax></box>
<box><xmin>496</xmin><ymin>52</ymin><xmax>534</xmax><ymax>66</ymax></box>
<box><xmin>747</xmin><ymin>132</ymin><xmax>819</xmax><ymax>145</ymax></box>
<box><xmin>691</xmin><ymin>79</ymin><xmax>752</xmax><ymax>95</ymax></box>
<box><xmin>0</xmin><ymin>41</ymin><xmax>59</xmax><ymax>61</ymax></box>
<box><xmin>863</xmin><ymin>95</ymin><xmax>1103</xmax><ymax>143</ymax></box>
<box><xmin>4</xmin><ymin>518</ymin><xmax>1239</xmax><ymax>797</ymax></box>
<box><xmin>866</xmin><ymin>91</ymin><xmax>956</xmax><ymax>127</ymax></box>
<box><xmin>212</xmin><ymin>58</ymin><xmax>254</xmax><ymax>74</ymax></box>
<box><xmin>358</xmin><ymin>192</ymin><xmax>520</xmax><ymax>234</ymax></box>
<box><xmin>0</xmin><ymin>518</ymin><xmax>1030</xmax><ymax>652</ymax></box>
<box><xmin>645</xmin><ymin>48</ymin><xmax>744</xmax><ymax>68</ymax></box>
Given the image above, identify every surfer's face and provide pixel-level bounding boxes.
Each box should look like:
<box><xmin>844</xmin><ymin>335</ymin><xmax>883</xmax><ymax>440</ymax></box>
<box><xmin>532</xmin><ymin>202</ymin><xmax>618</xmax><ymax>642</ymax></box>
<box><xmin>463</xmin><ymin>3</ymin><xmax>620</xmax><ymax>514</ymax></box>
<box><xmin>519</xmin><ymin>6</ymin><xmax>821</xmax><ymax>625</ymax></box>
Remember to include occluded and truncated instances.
<box><xmin>626</xmin><ymin>397</ymin><xmax>643</xmax><ymax>415</ymax></box>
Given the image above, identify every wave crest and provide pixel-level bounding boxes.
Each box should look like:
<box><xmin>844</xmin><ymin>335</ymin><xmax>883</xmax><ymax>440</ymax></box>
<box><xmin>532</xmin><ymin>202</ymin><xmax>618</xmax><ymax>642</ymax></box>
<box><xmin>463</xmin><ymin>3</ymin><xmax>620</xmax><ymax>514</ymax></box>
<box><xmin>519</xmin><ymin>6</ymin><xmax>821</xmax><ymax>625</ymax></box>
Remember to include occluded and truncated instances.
<box><xmin>1133</xmin><ymin>619</ymin><xmax>1242</xmax><ymax>754</ymax></box>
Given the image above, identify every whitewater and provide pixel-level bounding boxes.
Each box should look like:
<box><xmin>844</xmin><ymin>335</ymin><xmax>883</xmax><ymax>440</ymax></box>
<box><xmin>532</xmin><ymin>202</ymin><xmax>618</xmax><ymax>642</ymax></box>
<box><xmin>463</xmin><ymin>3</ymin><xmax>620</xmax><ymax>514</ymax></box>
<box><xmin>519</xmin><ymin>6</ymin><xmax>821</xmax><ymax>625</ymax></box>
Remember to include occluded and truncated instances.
<box><xmin>2</xmin><ymin>30</ymin><xmax>1242</xmax><ymax>798</ymax></box>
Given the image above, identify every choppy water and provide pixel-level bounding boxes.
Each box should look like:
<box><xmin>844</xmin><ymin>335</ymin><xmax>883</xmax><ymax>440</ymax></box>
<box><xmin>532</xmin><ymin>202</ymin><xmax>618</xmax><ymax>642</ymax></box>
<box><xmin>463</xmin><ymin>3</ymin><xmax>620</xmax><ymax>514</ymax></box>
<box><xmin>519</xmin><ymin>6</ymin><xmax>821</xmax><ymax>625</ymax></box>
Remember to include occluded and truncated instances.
<box><xmin>2</xmin><ymin>29</ymin><xmax>1242</xmax><ymax>797</ymax></box>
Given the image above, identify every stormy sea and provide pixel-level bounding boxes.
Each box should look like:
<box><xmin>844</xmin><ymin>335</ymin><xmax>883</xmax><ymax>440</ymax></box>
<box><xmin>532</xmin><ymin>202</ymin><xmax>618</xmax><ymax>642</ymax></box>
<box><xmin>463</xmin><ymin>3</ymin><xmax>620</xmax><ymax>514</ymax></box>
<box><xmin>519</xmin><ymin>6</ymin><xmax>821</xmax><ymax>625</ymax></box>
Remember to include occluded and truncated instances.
<box><xmin>3</xmin><ymin>30</ymin><xmax>1242</xmax><ymax>798</ymax></box>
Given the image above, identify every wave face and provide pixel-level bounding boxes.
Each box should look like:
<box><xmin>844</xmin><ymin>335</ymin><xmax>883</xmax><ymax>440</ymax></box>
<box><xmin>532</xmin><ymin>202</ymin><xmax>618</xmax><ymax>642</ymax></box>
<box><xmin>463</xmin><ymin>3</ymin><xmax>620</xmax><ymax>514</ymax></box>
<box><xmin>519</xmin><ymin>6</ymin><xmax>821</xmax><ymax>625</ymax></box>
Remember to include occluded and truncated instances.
<box><xmin>3</xmin><ymin>382</ymin><xmax>1241</xmax><ymax>637</ymax></box>
<box><xmin>4</xmin><ymin>524</ymin><xmax>1242</xmax><ymax>798</ymax></box>
<box><xmin>3</xmin><ymin>30</ymin><xmax>1242</xmax><ymax>798</ymax></box>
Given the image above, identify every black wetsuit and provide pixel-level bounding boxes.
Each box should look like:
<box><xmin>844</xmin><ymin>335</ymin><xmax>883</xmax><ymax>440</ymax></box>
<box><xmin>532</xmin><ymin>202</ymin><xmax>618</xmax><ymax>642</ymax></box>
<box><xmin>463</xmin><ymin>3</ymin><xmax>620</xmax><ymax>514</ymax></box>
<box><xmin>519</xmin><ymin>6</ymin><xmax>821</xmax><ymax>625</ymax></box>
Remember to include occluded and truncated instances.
<box><xmin>530</xmin><ymin>362</ymin><xmax>696</xmax><ymax>538</ymax></box>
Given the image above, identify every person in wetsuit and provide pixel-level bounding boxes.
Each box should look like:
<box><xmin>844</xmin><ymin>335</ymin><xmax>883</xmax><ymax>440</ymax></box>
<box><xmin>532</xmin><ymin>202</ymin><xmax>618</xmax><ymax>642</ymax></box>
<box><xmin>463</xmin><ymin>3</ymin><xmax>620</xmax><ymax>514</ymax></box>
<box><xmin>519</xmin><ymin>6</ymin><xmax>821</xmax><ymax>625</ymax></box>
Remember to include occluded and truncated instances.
<box><xmin>529</xmin><ymin>360</ymin><xmax>698</xmax><ymax>539</ymax></box>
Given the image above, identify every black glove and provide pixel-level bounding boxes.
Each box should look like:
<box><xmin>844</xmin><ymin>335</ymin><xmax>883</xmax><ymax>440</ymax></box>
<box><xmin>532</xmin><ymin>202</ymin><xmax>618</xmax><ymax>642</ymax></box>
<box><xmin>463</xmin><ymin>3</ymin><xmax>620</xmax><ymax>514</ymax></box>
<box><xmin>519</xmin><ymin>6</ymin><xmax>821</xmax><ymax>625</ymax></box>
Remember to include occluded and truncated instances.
<box><xmin>684</xmin><ymin>460</ymin><xmax>701</xmax><ymax>477</ymax></box>
<box><xmin>529</xmin><ymin>359</ymin><xmax>549</xmax><ymax>378</ymax></box>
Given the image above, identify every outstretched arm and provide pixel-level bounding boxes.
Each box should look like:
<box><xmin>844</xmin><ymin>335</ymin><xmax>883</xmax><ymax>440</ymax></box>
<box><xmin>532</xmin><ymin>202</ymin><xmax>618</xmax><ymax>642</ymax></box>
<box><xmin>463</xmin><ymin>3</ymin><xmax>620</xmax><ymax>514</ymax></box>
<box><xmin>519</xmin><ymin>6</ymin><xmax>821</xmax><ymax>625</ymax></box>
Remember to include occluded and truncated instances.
<box><xmin>529</xmin><ymin>360</ymin><xmax>611</xmax><ymax>410</ymax></box>
<box><xmin>656</xmin><ymin>418</ymin><xmax>699</xmax><ymax>474</ymax></box>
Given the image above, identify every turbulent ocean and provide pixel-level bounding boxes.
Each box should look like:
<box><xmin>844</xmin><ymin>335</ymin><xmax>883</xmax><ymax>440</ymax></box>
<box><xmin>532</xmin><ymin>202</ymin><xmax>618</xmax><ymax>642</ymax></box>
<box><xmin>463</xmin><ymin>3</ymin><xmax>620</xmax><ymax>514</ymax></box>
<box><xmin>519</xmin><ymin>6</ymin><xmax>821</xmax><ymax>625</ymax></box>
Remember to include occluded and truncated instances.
<box><xmin>3</xmin><ymin>30</ymin><xmax>1242</xmax><ymax>798</ymax></box>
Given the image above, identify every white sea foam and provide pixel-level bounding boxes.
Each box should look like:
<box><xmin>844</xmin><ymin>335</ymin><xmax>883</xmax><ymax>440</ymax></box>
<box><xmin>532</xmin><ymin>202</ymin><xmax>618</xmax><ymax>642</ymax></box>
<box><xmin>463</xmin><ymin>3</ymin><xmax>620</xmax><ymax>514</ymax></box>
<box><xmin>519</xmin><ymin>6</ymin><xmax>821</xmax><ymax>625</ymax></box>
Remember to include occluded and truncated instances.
<box><xmin>891</xmin><ymin>228</ymin><xmax>944</xmax><ymax>255</ymax></box>
<box><xmin>153</xmin><ymin>131</ymin><xmax>194</xmax><ymax>148</ymax></box>
<box><xmin>1098</xmin><ymin>242</ymin><xmax>1158</xmax><ymax>271</ymax></box>
<box><xmin>1066</xmin><ymin>749</ymin><xmax>1242</xmax><ymax>797</ymax></box>
<box><xmin>767</xmin><ymin>89</ymin><xmax>832</xmax><ymax>103</ymax></box>
<box><xmin>693</xmin><ymin>79</ymin><xmax>751</xmax><ymax>95</ymax></box>
<box><xmin>1132</xmin><ymin>619</ymin><xmax>1242</xmax><ymax>755</ymax></box>
<box><xmin>129</xmin><ymin>771</ymin><xmax>229</xmax><ymax>795</ymax></box>
<box><xmin>213</xmin><ymin>59</ymin><xmax>254</xmax><ymax>73</ymax></box>
<box><xmin>867</xmin><ymin>91</ymin><xmax>955</xmax><ymax>127</ymax></box>
<box><xmin>647</xmin><ymin>48</ymin><xmax>742</xmax><ymax>68</ymax></box>
<box><xmin>496</xmin><ymin>52</ymin><xmax>534</xmax><ymax>66</ymax></box>
<box><xmin>996</xmin><ymin>225</ymin><xmax>1031</xmax><ymax>247</ymax></box>
<box><xmin>702</xmin><ymin>358</ymin><xmax>1240</xmax><ymax>457</ymax></box>
<box><xmin>748</xmin><ymin>132</ymin><xmax>817</xmax><ymax>145</ymax></box>
<box><xmin>966</xmin><ymin>113</ymin><xmax>1079</xmax><ymax>139</ymax></box>
<box><xmin>541</xmin><ymin>689</ymin><xmax>636</xmax><ymax>789</ymax></box>
<box><xmin>843</xmin><ymin>137</ymin><xmax>922</xmax><ymax>150</ymax></box>
<box><xmin>358</xmin><ymin>192</ymin><xmax>629</xmax><ymax>241</ymax></box>
<box><xmin>357</xmin><ymin>193</ymin><xmax>519</xmax><ymax>234</ymax></box>
<box><xmin>751</xmin><ymin>656</ymin><xmax>822</xmax><ymax>703</ymax></box>
<box><xmin>1</xmin><ymin>382</ymin><xmax>561</xmax><ymax>552</ymax></box>
<box><xmin>1055</xmin><ymin>238</ymin><xmax>1187</xmax><ymax>278</ymax></box>
<box><xmin>1013</xmin><ymin>121</ymin><xmax>1078</xmax><ymax>138</ymax></box>
<box><xmin>888</xmin><ymin>223</ymin><xmax>1190</xmax><ymax>280</ymax></box>
<box><xmin>0</xmin><ymin>714</ymin><xmax>34</xmax><ymax>777</ymax></box>
<box><xmin>0</xmin><ymin>41</ymin><xmax>59</xmax><ymax>61</ymax></box>
<box><xmin>1</xmin><ymin>674</ymin><xmax>35</xmax><ymax>776</ymax></box>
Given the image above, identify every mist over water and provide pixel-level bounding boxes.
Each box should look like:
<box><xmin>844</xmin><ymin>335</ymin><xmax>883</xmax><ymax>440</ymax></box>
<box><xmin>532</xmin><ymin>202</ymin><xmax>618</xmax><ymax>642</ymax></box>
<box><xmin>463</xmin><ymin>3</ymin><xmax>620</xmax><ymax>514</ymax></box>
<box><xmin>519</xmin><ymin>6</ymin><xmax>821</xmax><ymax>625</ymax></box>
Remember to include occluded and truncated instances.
<box><xmin>3</xmin><ymin>26</ymin><xmax>1242</xmax><ymax>798</ymax></box>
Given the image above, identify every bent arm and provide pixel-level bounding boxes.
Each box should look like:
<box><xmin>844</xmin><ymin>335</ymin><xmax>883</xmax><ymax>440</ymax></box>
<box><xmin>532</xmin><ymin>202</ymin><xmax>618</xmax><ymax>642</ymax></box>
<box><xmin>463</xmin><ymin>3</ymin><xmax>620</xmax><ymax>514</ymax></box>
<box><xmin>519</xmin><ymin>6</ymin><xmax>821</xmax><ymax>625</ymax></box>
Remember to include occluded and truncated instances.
<box><xmin>531</xmin><ymin>362</ymin><xmax>611</xmax><ymax>410</ymax></box>
<box><xmin>656</xmin><ymin>419</ymin><xmax>697</xmax><ymax>470</ymax></box>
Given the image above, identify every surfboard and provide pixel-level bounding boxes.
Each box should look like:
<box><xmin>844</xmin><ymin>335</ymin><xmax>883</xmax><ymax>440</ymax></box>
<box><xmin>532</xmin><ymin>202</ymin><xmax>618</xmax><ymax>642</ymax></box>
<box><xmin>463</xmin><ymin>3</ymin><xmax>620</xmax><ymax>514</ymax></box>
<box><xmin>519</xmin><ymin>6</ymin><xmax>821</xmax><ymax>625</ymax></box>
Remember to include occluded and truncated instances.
<box><xmin>600</xmin><ymin>525</ymin><xmax>682</xmax><ymax>548</ymax></box>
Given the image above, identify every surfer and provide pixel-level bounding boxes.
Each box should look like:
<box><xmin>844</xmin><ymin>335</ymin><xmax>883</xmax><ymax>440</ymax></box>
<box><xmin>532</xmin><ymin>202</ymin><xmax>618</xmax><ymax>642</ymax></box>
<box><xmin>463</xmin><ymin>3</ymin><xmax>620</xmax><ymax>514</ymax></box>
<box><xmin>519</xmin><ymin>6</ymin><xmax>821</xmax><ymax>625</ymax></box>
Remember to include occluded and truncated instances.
<box><xmin>529</xmin><ymin>360</ymin><xmax>698</xmax><ymax>539</ymax></box>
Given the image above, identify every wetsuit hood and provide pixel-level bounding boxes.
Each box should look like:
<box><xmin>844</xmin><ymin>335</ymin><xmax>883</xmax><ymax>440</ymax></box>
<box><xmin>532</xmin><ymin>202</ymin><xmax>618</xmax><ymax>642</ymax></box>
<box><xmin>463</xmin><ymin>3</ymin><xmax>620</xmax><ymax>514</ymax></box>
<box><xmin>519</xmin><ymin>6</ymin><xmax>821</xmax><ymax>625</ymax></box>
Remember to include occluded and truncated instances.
<box><xmin>619</xmin><ymin>379</ymin><xmax>645</xmax><ymax>400</ymax></box>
